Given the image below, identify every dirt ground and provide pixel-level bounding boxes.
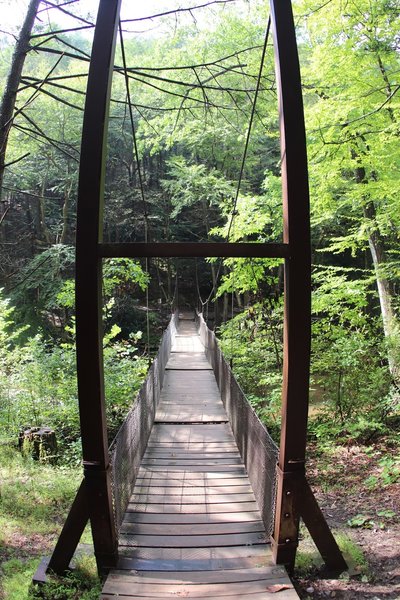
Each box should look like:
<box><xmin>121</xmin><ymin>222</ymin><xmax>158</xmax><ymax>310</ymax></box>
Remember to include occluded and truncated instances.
<box><xmin>292</xmin><ymin>443</ymin><xmax>400</xmax><ymax>599</ymax></box>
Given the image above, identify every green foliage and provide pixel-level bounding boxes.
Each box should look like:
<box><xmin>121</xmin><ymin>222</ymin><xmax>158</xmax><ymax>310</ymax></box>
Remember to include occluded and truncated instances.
<box><xmin>0</xmin><ymin>442</ymin><xmax>80</xmax><ymax>535</ymax></box>
<box><xmin>310</xmin><ymin>265</ymin><xmax>392</xmax><ymax>436</ymax></box>
<box><xmin>347</xmin><ymin>515</ymin><xmax>375</xmax><ymax>529</ymax></box>
<box><xmin>336</xmin><ymin>533</ymin><xmax>369</xmax><ymax>575</ymax></box>
<box><xmin>364</xmin><ymin>455</ymin><xmax>400</xmax><ymax>489</ymax></box>
<box><xmin>29</xmin><ymin>556</ymin><xmax>101</xmax><ymax>599</ymax></box>
<box><xmin>1</xmin><ymin>558</ymin><xmax>41</xmax><ymax>600</ymax></box>
<box><xmin>102</xmin><ymin>258</ymin><xmax>149</xmax><ymax>298</ymax></box>
<box><xmin>347</xmin><ymin>506</ymin><xmax>397</xmax><ymax>530</ymax></box>
<box><xmin>0</xmin><ymin>288</ymin><xmax>148</xmax><ymax>462</ymax></box>
<box><xmin>295</xmin><ymin>529</ymin><xmax>368</xmax><ymax>576</ymax></box>
<box><xmin>10</xmin><ymin>245</ymin><xmax>75</xmax><ymax>331</ymax></box>
<box><xmin>218</xmin><ymin>302</ymin><xmax>283</xmax><ymax>439</ymax></box>
<box><xmin>0</xmin><ymin>443</ymin><xmax>98</xmax><ymax>600</ymax></box>
<box><xmin>162</xmin><ymin>157</ymin><xmax>234</xmax><ymax>225</ymax></box>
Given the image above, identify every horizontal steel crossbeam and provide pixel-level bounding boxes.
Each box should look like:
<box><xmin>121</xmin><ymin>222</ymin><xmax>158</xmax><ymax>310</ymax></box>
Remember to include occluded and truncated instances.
<box><xmin>98</xmin><ymin>242</ymin><xmax>289</xmax><ymax>259</ymax></box>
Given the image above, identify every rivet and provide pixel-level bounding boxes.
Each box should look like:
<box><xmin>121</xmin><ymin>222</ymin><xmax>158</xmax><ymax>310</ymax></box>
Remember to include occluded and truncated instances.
<box><xmin>284</xmin><ymin>512</ymin><xmax>290</xmax><ymax>518</ymax></box>
<box><xmin>286</xmin><ymin>490</ymin><xmax>291</xmax><ymax>496</ymax></box>
<box><xmin>285</xmin><ymin>538</ymin><xmax>291</xmax><ymax>543</ymax></box>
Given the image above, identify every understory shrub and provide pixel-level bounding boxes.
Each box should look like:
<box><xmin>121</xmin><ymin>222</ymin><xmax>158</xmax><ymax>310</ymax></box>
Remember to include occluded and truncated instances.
<box><xmin>0</xmin><ymin>290</ymin><xmax>148</xmax><ymax>463</ymax></box>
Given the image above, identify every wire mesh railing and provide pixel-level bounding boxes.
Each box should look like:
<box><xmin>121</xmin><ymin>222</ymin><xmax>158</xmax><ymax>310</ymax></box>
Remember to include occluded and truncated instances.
<box><xmin>109</xmin><ymin>311</ymin><xmax>178</xmax><ymax>530</ymax></box>
<box><xmin>196</xmin><ymin>311</ymin><xmax>279</xmax><ymax>536</ymax></box>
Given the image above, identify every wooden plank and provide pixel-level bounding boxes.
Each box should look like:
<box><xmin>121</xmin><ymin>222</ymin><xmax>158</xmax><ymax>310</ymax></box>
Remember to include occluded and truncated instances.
<box><xmin>101</xmin><ymin>592</ymin><xmax>297</xmax><ymax>600</ymax></box>
<box><xmin>171</xmin><ymin>338</ymin><xmax>205</xmax><ymax>352</ymax></box>
<box><xmin>158</xmin><ymin>397</ymin><xmax>222</xmax><ymax>404</ymax></box>
<box><xmin>132</xmin><ymin>483</ymin><xmax>253</xmax><ymax>494</ymax></box>
<box><xmin>126</xmin><ymin>501</ymin><xmax>259</xmax><ymax>514</ymax></box>
<box><xmin>140</xmin><ymin>457</ymin><xmax>243</xmax><ymax>466</ymax></box>
<box><xmin>133</xmin><ymin>481</ymin><xmax>251</xmax><ymax>491</ymax></box>
<box><xmin>120</xmin><ymin>521</ymin><xmax>264</xmax><ymax>536</ymax></box>
<box><xmin>117</xmin><ymin>545</ymin><xmax>272</xmax><ymax>563</ymax></box>
<box><xmin>154</xmin><ymin>410</ymin><xmax>227</xmax><ymax>423</ymax></box>
<box><xmin>148</xmin><ymin>425</ymin><xmax>235</xmax><ymax>444</ymax></box>
<box><xmin>102</xmin><ymin>577</ymin><xmax>293</xmax><ymax>596</ymax></box>
<box><xmin>155</xmin><ymin>401</ymin><xmax>226</xmax><ymax>409</ymax></box>
<box><xmin>129</xmin><ymin>493</ymin><xmax>257</xmax><ymax>504</ymax></box>
<box><xmin>134</xmin><ymin>473</ymin><xmax>246</xmax><ymax>482</ymax></box>
<box><xmin>166</xmin><ymin>353</ymin><xmax>212</xmax><ymax>370</ymax></box>
<box><xmin>119</xmin><ymin>531</ymin><xmax>267</xmax><ymax>548</ymax></box>
<box><xmin>101</xmin><ymin>590</ymin><xmax>297</xmax><ymax>600</ymax></box>
<box><xmin>154</xmin><ymin>418</ymin><xmax>229</xmax><ymax>424</ymax></box>
<box><xmin>101</xmin><ymin>592</ymin><xmax>296</xmax><ymax>600</ymax></box>
<box><xmin>157</xmin><ymin>396</ymin><xmax>222</xmax><ymax>404</ymax></box>
<box><xmin>122</xmin><ymin>511</ymin><xmax>262</xmax><ymax>524</ymax></box>
<box><xmin>135</xmin><ymin>465</ymin><xmax>248</xmax><ymax>473</ymax></box>
<box><xmin>107</xmin><ymin>566</ymin><xmax>287</xmax><ymax>583</ymax></box>
<box><xmin>116</xmin><ymin>550</ymin><xmax>272</xmax><ymax>572</ymax></box>
<box><xmin>143</xmin><ymin>450</ymin><xmax>240</xmax><ymax>459</ymax></box>
<box><xmin>162</xmin><ymin>370</ymin><xmax>218</xmax><ymax>385</ymax></box>
<box><xmin>136</xmin><ymin>470</ymin><xmax>248</xmax><ymax>481</ymax></box>
<box><xmin>155</xmin><ymin>402</ymin><xmax>225</xmax><ymax>410</ymax></box>
<box><xmin>145</xmin><ymin>442</ymin><xmax>238</xmax><ymax>450</ymax></box>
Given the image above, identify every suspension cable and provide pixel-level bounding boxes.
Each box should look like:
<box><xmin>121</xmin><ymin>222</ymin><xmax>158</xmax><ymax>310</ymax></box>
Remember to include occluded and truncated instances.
<box><xmin>226</xmin><ymin>15</ymin><xmax>271</xmax><ymax>240</ymax></box>
<box><xmin>197</xmin><ymin>16</ymin><xmax>271</xmax><ymax>316</ymax></box>
<box><xmin>119</xmin><ymin>22</ymin><xmax>151</xmax><ymax>355</ymax></box>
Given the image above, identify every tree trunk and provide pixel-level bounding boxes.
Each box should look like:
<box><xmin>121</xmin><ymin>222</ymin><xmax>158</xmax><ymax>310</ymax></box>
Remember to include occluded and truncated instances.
<box><xmin>60</xmin><ymin>180</ymin><xmax>73</xmax><ymax>244</ymax></box>
<box><xmin>0</xmin><ymin>0</ymin><xmax>40</xmax><ymax>199</ymax></box>
<box><xmin>39</xmin><ymin>170</ymin><xmax>52</xmax><ymax>245</ymax></box>
<box><xmin>355</xmin><ymin>164</ymin><xmax>399</xmax><ymax>383</ymax></box>
<box><xmin>364</xmin><ymin>201</ymin><xmax>399</xmax><ymax>382</ymax></box>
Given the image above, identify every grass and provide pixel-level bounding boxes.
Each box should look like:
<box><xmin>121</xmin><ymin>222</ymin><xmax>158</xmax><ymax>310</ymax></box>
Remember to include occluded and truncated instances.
<box><xmin>0</xmin><ymin>441</ymin><xmax>99</xmax><ymax>599</ymax></box>
<box><xmin>1</xmin><ymin>558</ymin><xmax>41</xmax><ymax>600</ymax></box>
<box><xmin>0</xmin><ymin>442</ymin><xmax>81</xmax><ymax>535</ymax></box>
<box><xmin>295</xmin><ymin>528</ymin><xmax>369</xmax><ymax>583</ymax></box>
<box><xmin>335</xmin><ymin>532</ymin><xmax>369</xmax><ymax>575</ymax></box>
<box><xmin>29</xmin><ymin>555</ymin><xmax>101</xmax><ymax>600</ymax></box>
<box><xmin>295</xmin><ymin>520</ymin><xmax>368</xmax><ymax>575</ymax></box>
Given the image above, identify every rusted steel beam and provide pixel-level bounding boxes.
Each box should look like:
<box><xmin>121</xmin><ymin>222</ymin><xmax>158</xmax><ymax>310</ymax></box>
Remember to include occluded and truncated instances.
<box><xmin>99</xmin><ymin>242</ymin><xmax>290</xmax><ymax>259</ymax></box>
<box><xmin>272</xmin><ymin>469</ymin><xmax>347</xmax><ymax>574</ymax></box>
<box><xmin>269</xmin><ymin>0</ymin><xmax>346</xmax><ymax>573</ymax></box>
<box><xmin>47</xmin><ymin>480</ymin><xmax>89</xmax><ymax>574</ymax></box>
<box><xmin>271</xmin><ymin>465</ymin><xmax>303</xmax><ymax>573</ymax></box>
<box><xmin>269</xmin><ymin>0</ymin><xmax>311</xmax><ymax>569</ymax></box>
<box><xmin>300</xmin><ymin>479</ymin><xmax>347</xmax><ymax>571</ymax></box>
<box><xmin>74</xmin><ymin>0</ymin><xmax>122</xmax><ymax>575</ymax></box>
<box><xmin>32</xmin><ymin>481</ymin><xmax>88</xmax><ymax>583</ymax></box>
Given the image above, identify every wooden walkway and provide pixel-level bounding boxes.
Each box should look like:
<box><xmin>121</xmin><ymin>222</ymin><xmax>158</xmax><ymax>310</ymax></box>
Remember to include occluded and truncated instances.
<box><xmin>101</xmin><ymin>314</ymin><xmax>298</xmax><ymax>599</ymax></box>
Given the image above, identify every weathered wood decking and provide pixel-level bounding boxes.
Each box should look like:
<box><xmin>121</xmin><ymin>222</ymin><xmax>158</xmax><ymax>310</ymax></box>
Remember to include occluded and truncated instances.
<box><xmin>101</xmin><ymin>314</ymin><xmax>298</xmax><ymax>599</ymax></box>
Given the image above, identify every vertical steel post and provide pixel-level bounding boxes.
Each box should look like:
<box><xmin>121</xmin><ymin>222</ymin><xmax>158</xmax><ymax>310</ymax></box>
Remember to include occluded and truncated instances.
<box><xmin>269</xmin><ymin>0</ymin><xmax>312</xmax><ymax>570</ymax></box>
<box><xmin>75</xmin><ymin>0</ymin><xmax>122</xmax><ymax>574</ymax></box>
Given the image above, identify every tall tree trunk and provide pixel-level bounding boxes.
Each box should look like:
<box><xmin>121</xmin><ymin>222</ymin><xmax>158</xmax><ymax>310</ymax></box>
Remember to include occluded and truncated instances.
<box><xmin>0</xmin><ymin>0</ymin><xmax>40</xmax><ymax>199</ymax></box>
<box><xmin>60</xmin><ymin>180</ymin><xmax>73</xmax><ymax>244</ymax></box>
<box><xmin>364</xmin><ymin>200</ymin><xmax>399</xmax><ymax>382</ymax></box>
<box><xmin>355</xmin><ymin>164</ymin><xmax>399</xmax><ymax>383</ymax></box>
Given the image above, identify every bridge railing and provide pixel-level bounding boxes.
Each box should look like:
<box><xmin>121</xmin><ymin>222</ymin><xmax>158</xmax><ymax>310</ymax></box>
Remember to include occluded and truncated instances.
<box><xmin>196</xmin><ymin>311</ymin><xmax>279</xmax><ymax>536</ymax></box>
<box><xmin>109</xmin><ymin>311</ymin><xmax>179</xmax><ymax>530</ymax></box>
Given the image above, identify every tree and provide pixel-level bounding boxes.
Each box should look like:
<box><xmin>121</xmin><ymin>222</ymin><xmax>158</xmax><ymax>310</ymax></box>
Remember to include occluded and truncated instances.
<box><xmin>0</xmin><ymin>0</ymin><xmax>41</xmax><ymax>199</ymax></box>
<box><xmin>297</xmin><ymin>0</ymin><xmax>400</xmax><ymax>382</ymax></box>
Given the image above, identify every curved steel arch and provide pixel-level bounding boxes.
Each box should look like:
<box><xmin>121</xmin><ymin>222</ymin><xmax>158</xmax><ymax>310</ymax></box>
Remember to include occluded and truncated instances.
<box><xmin>35</xmin><ymin>0</ymin><xmax>346</xmax><ymax>580</ymax></box>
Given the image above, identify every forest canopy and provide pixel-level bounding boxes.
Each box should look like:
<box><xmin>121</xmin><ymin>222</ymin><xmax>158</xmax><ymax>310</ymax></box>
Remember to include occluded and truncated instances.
<box><xmin>0</xmin><ymin>0</ymin><xmax>399</xmax><ymax>452</ymax></box>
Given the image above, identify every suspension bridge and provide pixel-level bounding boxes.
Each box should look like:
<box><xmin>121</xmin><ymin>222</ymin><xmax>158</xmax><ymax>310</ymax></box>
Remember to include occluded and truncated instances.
<box><xmin>32</xmin><ymin>0</ymin><xmax>348</xmax><ymax>596</ymax></box>
<box><xmin>101</xmin><ymin>310</ymin><xmax>296</xmax><ymax>598</ymax></box>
